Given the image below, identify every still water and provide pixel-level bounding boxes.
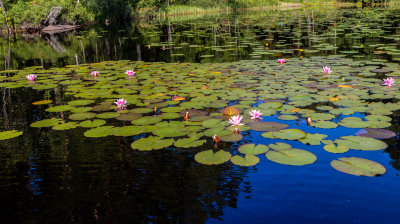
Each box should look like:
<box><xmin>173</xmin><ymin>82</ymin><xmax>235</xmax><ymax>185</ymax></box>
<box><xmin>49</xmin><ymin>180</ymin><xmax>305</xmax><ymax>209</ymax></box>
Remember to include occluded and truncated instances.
<box><xmin>1</xmin><ymin>6</ymin><xmax>400</xmax><ymax>223</ymax></box>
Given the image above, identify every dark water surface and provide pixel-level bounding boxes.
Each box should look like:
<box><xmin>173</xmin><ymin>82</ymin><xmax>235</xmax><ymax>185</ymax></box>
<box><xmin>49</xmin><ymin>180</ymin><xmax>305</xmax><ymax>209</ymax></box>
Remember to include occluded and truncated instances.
<box><xmin>1</xmin><ymin>6</ymin><xmax>400</xmax><ymax>224</ymax></box>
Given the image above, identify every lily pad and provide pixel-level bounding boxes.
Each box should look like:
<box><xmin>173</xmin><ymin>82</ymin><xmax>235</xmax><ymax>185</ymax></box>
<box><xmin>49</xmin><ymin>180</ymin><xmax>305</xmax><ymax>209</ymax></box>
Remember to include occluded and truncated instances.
<box><xmin>249</xmin><ymin>122</ymin><xmax>289</xmax><ymax>131</ymax></box>
<box><xmin>266</xmin><ymin>148</ymin><xmax>317</xmax><ymax>166</ymax></box>
<box><xmin>131</xmin><ymin>136</ymin><xmax>174</xmax><ymax>151</ymax></box>
<box><xmin>238</xmin><ymin>144</ymin><xmax>269</xmax><ymax>155</ymax></box>
<box><xmin>331</xmin><ymin>157</ymin><xmax>386</xmax><ymax>177</ymax></box>
<box><xmin>79</xmin><ymin>119</ymin><xmax>106</xmax><ymax>128</ymax></box>
<box><xmin>194</xmin><ymin>150</ymin><xmax>231</xmax><ymax>165</ymax></box>
<box><xmin>84</xmin><ymin>126</ymin><xmax>115</xmax><ymax>137</ymax></box>
<box><xmin>0</xmin><ymin>130</ymin><xmax>23</xmax><ymax>140</ymax></box>
<box><xmin>323</xmin><ymin>144</ymin><xmax>350</xmax><ymax>153</ymax></box>
<box><xmin>31</xmin><ymin>118</ymin><xmax>62</xmax><ymax>128</ymax></box>
<box><xmin>299</xmin><ymin>133</ymin><xmax>327</xmax><ymax>145</ymax></box>
<box><xmin>334</xmin><ymin>136</ymin><xmax>387</xmax><ymax>151</ymax></box>
<box><xmin>231</xmin><ymin>155</ymin><xmax>260</xmax><ymax>166</ymax></box>
<box><xmin>174</xmin><ymin>137</ymin><xmax>206</xmax><ymax>148</ymax></box>
<box><xmin>112</xmin><ymin>126</ymin><xmax>146</xmax><ymax>136</ymax></box>
<box><xmin>69</xmin><ymin>112</ymin><xmax>97</xmax><ymax>120</ymax></box>
<box><xmin>131</xmin><ymin>116</ymin><xmax>163</xmax><ymax>125</ymax></box>
<box><xmin>356</xmin><ymin>128</ymin><xmax>396</xmax><ymax>139</ymax></box>
<box><xmin>261</xmin><ymin>129</ymin><xmax>306</xmax><ymax>140</ymax></box>
<box><xmin>52</xmin><ymin>122</ymin><xmax>79</xmax><ymax>130</ymax></box>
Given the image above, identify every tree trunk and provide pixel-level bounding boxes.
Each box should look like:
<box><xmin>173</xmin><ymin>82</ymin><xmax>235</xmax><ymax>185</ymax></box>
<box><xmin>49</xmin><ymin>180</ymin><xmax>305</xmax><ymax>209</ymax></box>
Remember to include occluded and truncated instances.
<box><xmin>0</xmin><ymin>0</ymin><xmax>10</xmax><ymax>35</ymax></box>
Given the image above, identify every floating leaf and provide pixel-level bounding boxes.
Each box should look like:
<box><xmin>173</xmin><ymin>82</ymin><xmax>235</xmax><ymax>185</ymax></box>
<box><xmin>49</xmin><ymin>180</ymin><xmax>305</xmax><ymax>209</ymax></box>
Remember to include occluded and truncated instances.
<box><xmin>194</xmin><ymin>150</ymin><xmax>231</xmax><ymax>165</ymax></box>
<box><xmin>299</xmin><ymin>133</ymin><xmax>327</xmax><ymax>145</ymax></box>
<box><xmin>323</xmin><ymin>144</ymin><xmax>350</xmax><ymax>153</ymax></box>
<box><xmin>79</xmin><ymin>119</ymin><xmax>106</xmax><ymax>128</ymax></box>
<box><xmin>249</xmin><ymin>122</ymin><xmax>289</xmax><ymax>131</ymax></box>
<box><xmin>331</xmin><ymin>157</ymin><xmax>386</xmax><ymax>177</ymax></box>
<box><xmin>52</xmin><ymin>122</ymin><xmax>79</xmax><ymax>130</ymax></box>
<box><xmin>221</xmin><ymin>106</ymin><xmax>241</xmax><ymax>116</ymax></box>
<box><xmin>31</xmin><ymin>118</ymin><xmax>62</xmax><ymax>128</ymax></box>
<box><xmin>0</xmin><ymin>130</ymin><xmax>23</xmax><ymax>140</ymax></box>
<box><xmin>84</xmin><ymin>126</ymin><xmax>115</xmax><ymax>137</ymax></box>
<box><xmin>32</xmin><ymin>100</ymin><xmax>53</xmax><ymax>105</ymax></box>
<box><xmin>268</xmin><ymin>142</ymin><xmax>292</xmax><ymax>151</ymax></box>
<box><xmin>131</xmin><ymin>116</ymin><xmax>162</xmax><ymax>125</ymax></box>
<box><xmin>219</xmin><ymin>133</ymin><xmax>243</xmax><ymax>142</ymax></box>
<box><xmin>112</xmin><ymin>126</ymin><xmax>146</xmax><ymax>136</ymax></box>
<box><xmin>69</xmin><ymin>112</ymin><xmax>97</xmax><ymax>120</ymax></box>
<box><xmin>261</xmin><ymin>129</ymin><xmax>306</xmax><ymax>140</ymax></box>
<box><xmin>356</xmin><ymin>128</ymin><xmax>396</xmax><ymax>139</ymax></box>
<box><xmin>334</xmin><ymin>136</ymin><xmax>387</xmax><ymax>151</ymax></box>
<box><xmin>238</xmin><ymin>144</ymin><xmax>269</xmax><ymax>155</ymax></box>
<box><xmin>231</xmin><ymin>155</ymin><xmax>260</xmax><ymax>166</ymax></box>
<box><xmin>46</xmin><ymin>105</ymin><xmax>74</xmax><ymax>112</ymax></box>
<box><xmin>266</xmin><ymin>148</ymin><xmax>317</xmax><ymax>166</ymax></box>
<box><xmin>131</xmin><ymin>136</ymin><xmax>174</xmax><ymax>151</ymax></box>
<box><xmin>174</xmin><ymin>137</ymin><xmax>206</xmax><ymax>148</ymax></box>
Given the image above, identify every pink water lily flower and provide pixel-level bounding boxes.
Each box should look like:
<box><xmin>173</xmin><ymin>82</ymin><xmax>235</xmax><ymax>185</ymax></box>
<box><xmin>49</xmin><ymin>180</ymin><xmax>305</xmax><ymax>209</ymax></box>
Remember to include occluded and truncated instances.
<box><xmin>228</xmin><ymin>115</ymin><xmax>244</xmax><ymax>126</ymax></box>
<box><xmin>382</xmin><ymin>77</ymin><xmax>395</xmax><ymax>87</ymax></box>
<box><xmin>125</xmin><ymin>70</ymin><xmax>135</xmax><ymax>77</ymax></box>
<box><xmin>249</xmin><ymin>110</ymin><xmax>263</xmax><ymax>119</ymax></box>
<box><xmin>91</xmin><ymin>71</ymin><xmax>100</xmax><ymax>78</ymax></box>
<box><xmin>322</xmin><ymin>66</ymin><xmax>331</xmax><ymax>74</ymax></box>
<box><xmin>114</xmin><ymin>98</ymin><xmax>127</xmax><ymax>110</ymax></box>
<box><xmin>26</xmin><ymin>74</ymin><xmax>37</xmax><ymax>81</ymax></box>
<box><xmin>277</xmin><ymin>59</ymin><xmax>286</xmax><ymax>64</ymax></box>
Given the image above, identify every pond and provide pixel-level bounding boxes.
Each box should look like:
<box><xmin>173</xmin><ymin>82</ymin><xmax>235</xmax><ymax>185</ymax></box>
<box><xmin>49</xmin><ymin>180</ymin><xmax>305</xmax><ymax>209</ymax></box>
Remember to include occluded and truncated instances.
<box><xmin>1</xmin><ymin>5</ymin><xmax>400</xmax><ymax>223</ymax></box>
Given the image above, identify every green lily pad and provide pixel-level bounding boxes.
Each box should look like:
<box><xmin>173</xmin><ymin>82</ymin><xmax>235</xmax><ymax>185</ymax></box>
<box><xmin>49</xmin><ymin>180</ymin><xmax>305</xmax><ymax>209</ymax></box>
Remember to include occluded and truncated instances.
<box><xmin>84</xmin><ymin>126</ymin><xmax>115</xmax><ymax>137</ymax></box>
<box><xmin>231</xmin><ymin>155</ymin><xmax>260</xmax><ymax>166</ymax></box>
<box><xmin>68</xmin><ymin>100</ymin><xmax>95</xmax><ymax>106</ymax></box>
<box><xmin>79</xmin><ymin>119</ymin><xmax>106</xmax><ymax>128</ymax></box>
<box><xmin>299</xmin><ymin>133</ymin><xmax>327</xmax><ymax>145</ymax></box>
<box><xmin>0</xmin><ymin>130</ymin><xmax>23</xmax><ymax>140</ymax></box>
<box><xmin>174</xmin><ymin>137</ymin><xmax>206</xmax><ymax>148</ymax></box>
<box><xmin>268</xmin><ymin>142</ymin><xmax>292</xmax><ymax>151</ymax></box>
<box><xmin>261</xmin><ymin>129</ymin><xmax>306</xmax><ymax>140</ymax></box>
<box><xmin>331</xmin><ymin>157</ymin><xmax>386</xmax><ymax>177</ymax></box>
<box><xmin>277</xmin><ymin>115</ymin><xmax>298</xmax><ymax>120</ymax></box>
<box><xmin>219</xmin><ymin>133</ymin><xmax>243</xmax><ymax>142</ymax></box>
<box><xmin>266</xmin><ymin>148</ymin><xmax>317</xmax><ymax>166</ymax></box>
<box><xmin>52</xmin><ymin>122</ymin><xmax>79</xmax><ymax>130</ymax></box>
<box><xmin>69</xmin><ymin>112</ymin><xmax>97</xmax><ymax>120</ymax></box>
<box><xmin>46</xmin><ymin>105</ymin><xmax>74</xmax><ymax>112</ymax></box>
<box><xmin>112</xmin><ymin>126</ymin><xmax>146</xmax><ymax>136</ymax></box>
<box><xmin>310</xmin><ymin>121</ymin><xmax>338</xmax><ymax>129</ymax></box>
<box><xmin>238</xmin><ymin>144</ymin><xmax>269</xmax><ymax>155</ymax></box>
<box><xmin>334</xmin><ymin>136</ymin><xmax>387</xmax><ymax>151</ymax></box>
<box><xmin>153</xmin><ymin>127</ymin><xmax>188</xmax><ymax>137</ymax></box>
<box><xmin>131</xmin><ymin>116</ymin><xmax>163</xmax><ymax>125</ymax></box>
<box><xmin>323</xmin><ymin>144</ymin><xmax>350</xmax><ymax>153</ymax></box>
<box><xmin>356</xmin><ymin>128</ymin><xmax>396</xmax><ymax>139</ymax></box>
<box><xmin>31</xmin><ymin>118</ymin><xmax>62</xmax><ymax>128</ymax></box>
<box><xmin>202</xmin><ymin>119</ymin><xmax>227</xmax><ymax>128</ymax></box>
<box><xmin>96</xmin><ymin>112</ymin><xmax>119</xmax><ymax>119</ymax></box>
<box><xmin>249</xmin><ymin>122</ymin><xmax>289</xmax><ymax>131</ymax></box>
<box><xmin>194</xmin><ymin>150</ymin><xmax>232</xmax><ymax>165</ymax></box>
<box><xmin>131</xmin><ymin>136</ymin><xmax>174</xmax><ymax>151</ymax></box>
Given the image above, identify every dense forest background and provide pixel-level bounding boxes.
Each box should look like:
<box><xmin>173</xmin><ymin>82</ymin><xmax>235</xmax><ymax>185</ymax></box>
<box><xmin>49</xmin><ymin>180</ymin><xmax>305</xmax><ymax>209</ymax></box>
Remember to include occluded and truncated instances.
<box><xmin>0</xmin><ymin>0</ymin><xmax>396</xmax><ymax>29</ymax></box>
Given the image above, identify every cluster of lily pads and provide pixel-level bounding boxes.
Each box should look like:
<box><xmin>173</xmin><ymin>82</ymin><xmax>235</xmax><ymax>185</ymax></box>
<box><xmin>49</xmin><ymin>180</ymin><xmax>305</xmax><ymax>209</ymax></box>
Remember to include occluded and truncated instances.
<box><xmin>0</xmin><ymin>56</ymin><xmax>398</xmax><ymax>177</ymax></box>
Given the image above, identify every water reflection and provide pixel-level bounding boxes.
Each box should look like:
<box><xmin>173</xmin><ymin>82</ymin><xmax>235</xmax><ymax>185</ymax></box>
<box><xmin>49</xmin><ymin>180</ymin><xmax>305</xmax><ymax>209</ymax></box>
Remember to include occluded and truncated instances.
<box><xmin>0</xmin><ymin>6</ymin><xmax>399</xmax><ymax>70</ymax></box>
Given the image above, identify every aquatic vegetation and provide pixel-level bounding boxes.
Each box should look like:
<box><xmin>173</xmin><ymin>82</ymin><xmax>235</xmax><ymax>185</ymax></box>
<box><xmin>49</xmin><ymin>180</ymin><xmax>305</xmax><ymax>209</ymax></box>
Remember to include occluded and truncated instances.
<box><xmin>322</xmin><ymin>66</ymin><xmax>331</xmax><ymax>74</ymax></box>
<box><xmin>249</xmin><ymin>110</ymin><xmax>262</xmax><ymax>119</ymax></box>
<box><xmin>228</xmin><ymin>115</ymin><xmax>244</xmax><ymax>126</ymax></box>
<box><xmin>382</xmin><ymin>77</ymin><xmax>395</xmax><ymax>87</ymax></box>
<box><xmin>125</xmin><ymin>70</ymin><xmax>135</xmax><ymax>77</ymax></box>
<box><xmin>90</xmin><ymin>71</ymin><xmax>100</xmax><ymax>78</ymax></box>
<box><xmin>0</xmin><ymin>130</ymin><xmax>23</xmax><ymax>140</ymax></box>
<box><xmin>331</xmin><ymin>157</ymin><xmax>386</xmax><ymax>177</ymax></box>
<box><xmin>26</xmin><ymin>74</ymin><xmax>37</xmax><ymax>81</ymax></box>
<box><xmin>277</xmin><ymin>58</ymin><xmax>285</xmax><ymax>64</ymax></box>
<box><xmin>114</xmin><ymin>98</ymin><xmax>127</xmax><ymax>110</ymax></box>
<box><xmin>2</xmin><ymin>57</ymin><xmax>399</xmax><ymax>175</ymax></box>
